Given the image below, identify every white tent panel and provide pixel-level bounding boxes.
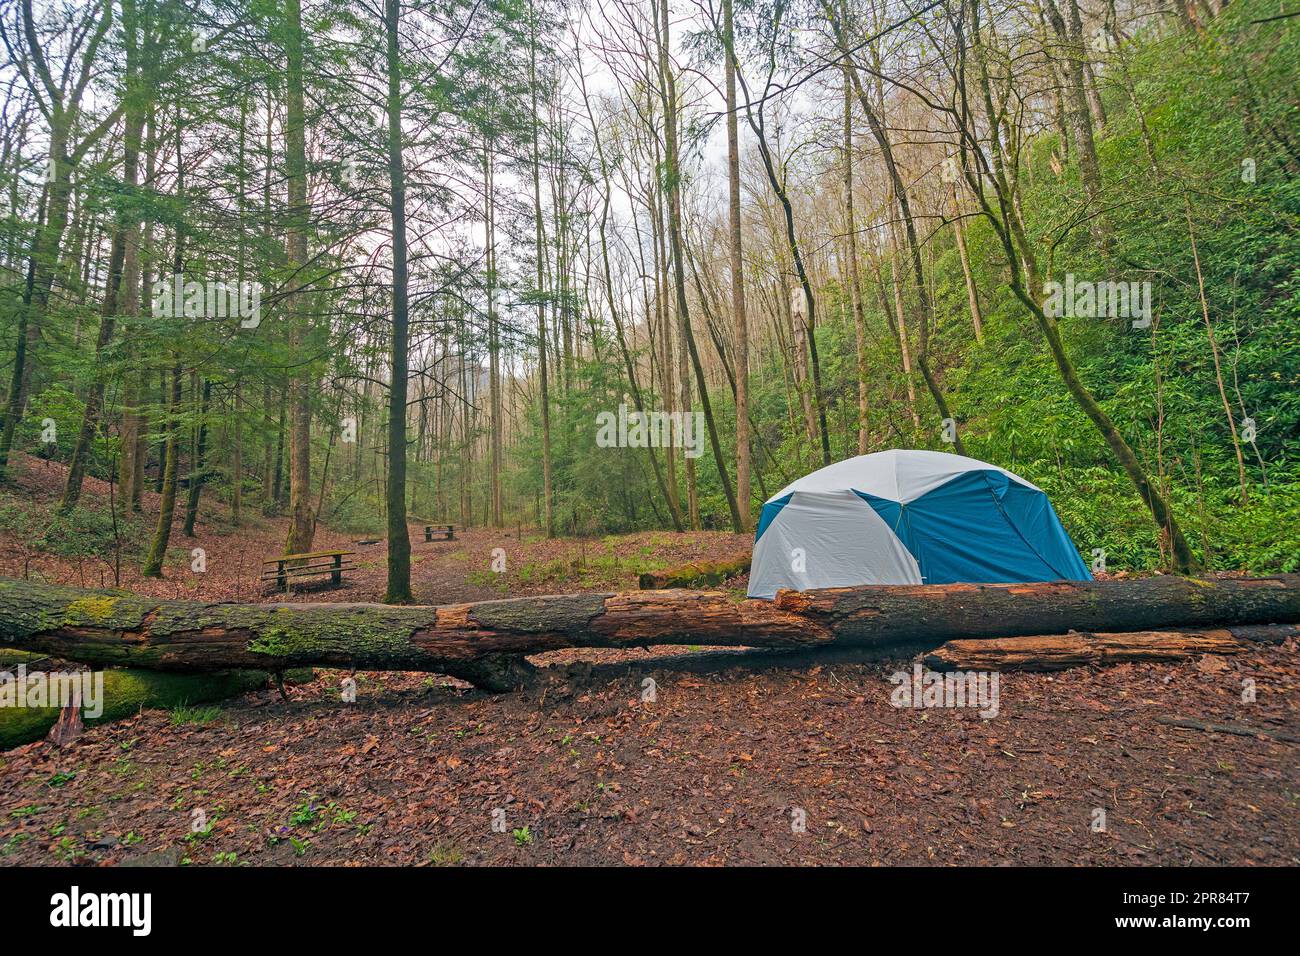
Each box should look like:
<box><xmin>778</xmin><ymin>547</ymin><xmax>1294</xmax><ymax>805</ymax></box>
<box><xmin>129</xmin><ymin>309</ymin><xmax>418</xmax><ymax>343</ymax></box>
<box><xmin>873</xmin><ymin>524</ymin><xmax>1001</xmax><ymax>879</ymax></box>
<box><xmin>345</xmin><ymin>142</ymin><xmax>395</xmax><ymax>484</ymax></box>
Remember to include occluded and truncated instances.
<box><xmin>748</xmin><ymin>489</ymin><xmax>921</xmax><ymax>599</ymax></box>
<box><xmin>770</xmin><ymin>449</ymin><xmax>1038</xmax><ymax>504</ymax></box>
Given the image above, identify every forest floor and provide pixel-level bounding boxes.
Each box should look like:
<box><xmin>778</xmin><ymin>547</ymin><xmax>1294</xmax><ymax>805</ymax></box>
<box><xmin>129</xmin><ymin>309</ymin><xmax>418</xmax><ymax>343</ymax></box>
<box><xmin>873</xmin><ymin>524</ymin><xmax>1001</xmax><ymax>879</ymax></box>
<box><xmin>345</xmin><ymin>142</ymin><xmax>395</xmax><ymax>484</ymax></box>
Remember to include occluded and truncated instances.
<box><xmin>0</xmin><ymin>453</ymin><xmax>1297</xmax><ymax>866</ymax></box>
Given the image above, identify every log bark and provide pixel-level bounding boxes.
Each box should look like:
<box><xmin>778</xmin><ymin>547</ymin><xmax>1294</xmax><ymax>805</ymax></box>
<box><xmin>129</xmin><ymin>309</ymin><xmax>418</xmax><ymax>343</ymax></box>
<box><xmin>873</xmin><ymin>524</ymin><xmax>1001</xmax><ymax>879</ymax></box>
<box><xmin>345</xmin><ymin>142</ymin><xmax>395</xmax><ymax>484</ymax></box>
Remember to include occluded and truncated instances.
<box><xmin>638</xmin><ymin>557</ymin><xmax>751</xmax><ymax>589</ymax></box>
<box><xmin>923</xmin><ymin>624</ymin><xmax>1300</xmax><ymax>672</ymax></box>
<box><xmin>1</xmin><ymin>575</ymin><xmax>1298</xmax><ymax>692</ymax></box>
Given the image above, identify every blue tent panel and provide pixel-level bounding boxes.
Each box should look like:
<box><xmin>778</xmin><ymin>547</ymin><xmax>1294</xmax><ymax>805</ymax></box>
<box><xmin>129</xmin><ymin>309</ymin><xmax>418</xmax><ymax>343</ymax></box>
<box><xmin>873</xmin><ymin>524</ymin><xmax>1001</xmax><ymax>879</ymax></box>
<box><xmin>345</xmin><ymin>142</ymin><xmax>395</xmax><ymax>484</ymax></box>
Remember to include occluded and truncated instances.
<box><xmin>854</xmin><ymin>470</ymin><xmax>1090</xmax><ymax>584</ymax></box>
<box><xmin>754</xmin><ymin>492</ymin><xmax>794</xmax><ymax>543</ymax></box>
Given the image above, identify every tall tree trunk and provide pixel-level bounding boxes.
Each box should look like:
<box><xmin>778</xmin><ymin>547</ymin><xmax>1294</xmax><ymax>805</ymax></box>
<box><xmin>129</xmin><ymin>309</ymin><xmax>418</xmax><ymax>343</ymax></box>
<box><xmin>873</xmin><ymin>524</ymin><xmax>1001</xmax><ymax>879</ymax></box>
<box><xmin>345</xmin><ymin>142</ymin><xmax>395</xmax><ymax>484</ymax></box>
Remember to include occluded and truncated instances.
<box><xmin>950</xmin><ymin>184</ymin><xmax>984</xmax><ymax>343</ymax></box>
<box><xmin>1183</xmin><ymin>192</ymin><xmax>1248</xmax><ymax>502</ymax></box>
<box><xmin>282</xmin><ymin>0</ymin><xmax>314</xmax><ymax>555</ymax></box>
<box><xmin>723</xmin><ymin>0</ymin><xmax>752</xmax><ymax>526</ymax></box>
<box><xmin>122</xmin><ymin>104</ymin><xmax>156</xmax><ymax>514</ymax></box>
<box><xmin>657</xmin><ymin>0</ymin><xmax>739</xmax><ymax>529</ymax></box>
<box><xmin>528</xmin><ymin>0</ymin><xmax>553</xmax><ymax>537</ymax></box>
<box><xmin>887</xmin><ymin>243</ymin><xmax>921</xmax><ymax>428</ymax></box>
<box><xmin>383</xmin><ymin>0</ymin><xmax>412</xmax><ymax>603</ymax></box>
<box><xmin>231</xmin><ymin>381</ymin><xmax>242</xmax><ymax>525</ymax></box>
<box><xmin>841</xmin><ymin>31</ymin><xmax>869</xmax><ymax>455</ymax></box>
<box><xmin>141</xmin><ymin>365</ymin><xmax>181</xmax><ymax>578</ymax></box>
<box><xmin>181</xmin><ymin>378</ymin><xmax>210</xmax><ymax>536</ymax></box>
<box><xmin>485</xmin><ymin>140</ymin><xmax>503</xmax><ymax>527</ymax></box>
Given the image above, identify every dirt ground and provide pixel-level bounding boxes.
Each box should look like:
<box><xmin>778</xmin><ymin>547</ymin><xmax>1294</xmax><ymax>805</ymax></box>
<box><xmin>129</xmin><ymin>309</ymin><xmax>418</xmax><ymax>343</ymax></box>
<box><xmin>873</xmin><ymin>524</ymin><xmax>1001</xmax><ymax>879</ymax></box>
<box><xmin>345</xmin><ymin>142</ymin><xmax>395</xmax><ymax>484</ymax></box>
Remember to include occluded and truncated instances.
<box><xmin>1</xmin><ymin>454</ymin><xmax>1297</xmax><ymax>866</ymax></box>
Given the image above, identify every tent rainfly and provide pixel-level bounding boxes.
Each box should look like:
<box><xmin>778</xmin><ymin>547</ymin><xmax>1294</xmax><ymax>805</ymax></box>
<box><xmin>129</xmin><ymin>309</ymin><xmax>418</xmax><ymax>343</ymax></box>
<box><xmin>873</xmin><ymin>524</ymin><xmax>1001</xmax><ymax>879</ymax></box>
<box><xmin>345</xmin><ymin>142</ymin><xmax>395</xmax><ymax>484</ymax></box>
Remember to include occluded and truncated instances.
<box><xmin>748</xmin><ymin>450</ymin><xmax>1092</xmax><ymax>599</ymax></box>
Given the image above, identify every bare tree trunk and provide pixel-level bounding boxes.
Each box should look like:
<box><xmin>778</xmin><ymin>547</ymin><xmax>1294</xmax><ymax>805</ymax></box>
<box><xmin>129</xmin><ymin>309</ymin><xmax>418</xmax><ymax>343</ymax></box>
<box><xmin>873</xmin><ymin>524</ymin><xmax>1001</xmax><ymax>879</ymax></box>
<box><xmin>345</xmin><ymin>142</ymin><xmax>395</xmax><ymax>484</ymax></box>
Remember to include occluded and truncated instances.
<box><xmin>141</xmin><ymin>364</ymin><xmax>181</xmax><ymax>578</ymax></box>
<box><xmin>841</xmin><ymin>32</ymin><xmax>869</xmax><ymax>455</ymax></box>
<box><xmin>887</xmin><ymin>243</ymin><xmax>921</xmax><ymax>427</ymax></box>
<box><xmin>383</xmin><ymin>0</ymin><xmax>413</xmax><ymax>602</ymax></box>
<box><xmin>181</xmin><ymin>378</ymin><xmax>210</xmax><ymax>536</ymax></box>
<box><xmin>722</xmin><ymin>0</ymin><xmax>751</xmax><ymax>526</ymax></box>
<box><xmin>1183</xmin><ymin>192</ymin><xmax>1248</xmax><ymax>502</ymax></box>
<box><xmin>950</xmin><ymin>185</ymin><xmax>984</xmax><ymax>343</ymax></box>
<box><xmin>528</xmin><ymin>0</ymin><xmax>553</xmax><ymax>537</ymax></box>
<box><xmin>485</xmin><ymin>140</ymin><xmax>503</xmax><ymax>527</ymax></box>
<box><xmin>656</xmin><ymin>0</ymin><xmax>741</xmax><ymax>530</ymax></box>
<box><xmin>283</xmin><ymin>0</ymin><xmax>315</xmax><ymax>555</ymax></box>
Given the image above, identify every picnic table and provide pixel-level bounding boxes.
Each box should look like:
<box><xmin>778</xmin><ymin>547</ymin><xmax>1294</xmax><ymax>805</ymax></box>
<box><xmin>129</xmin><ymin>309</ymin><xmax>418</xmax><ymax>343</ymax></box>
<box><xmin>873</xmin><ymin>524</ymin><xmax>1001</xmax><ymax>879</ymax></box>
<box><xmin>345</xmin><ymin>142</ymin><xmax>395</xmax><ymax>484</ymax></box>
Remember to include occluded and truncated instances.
<box><xmin>261</xmin><ymin>549</ymin><xmax>357</xmax><ymax>589</ymax></box>
<box><xmin>423</xmin><ymin>524</ymin><xmax>455</xmax><ymax>542</ymax></box>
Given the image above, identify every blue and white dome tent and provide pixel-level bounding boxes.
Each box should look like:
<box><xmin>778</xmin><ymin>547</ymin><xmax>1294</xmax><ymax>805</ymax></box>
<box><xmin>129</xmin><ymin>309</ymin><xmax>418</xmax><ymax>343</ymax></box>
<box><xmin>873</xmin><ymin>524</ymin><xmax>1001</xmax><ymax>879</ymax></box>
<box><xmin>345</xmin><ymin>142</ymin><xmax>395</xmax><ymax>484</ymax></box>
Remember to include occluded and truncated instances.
<box><xmin>747</xmin><ymin>449</ymin><xmax>1092</xmax><ymax>599</ymax></box>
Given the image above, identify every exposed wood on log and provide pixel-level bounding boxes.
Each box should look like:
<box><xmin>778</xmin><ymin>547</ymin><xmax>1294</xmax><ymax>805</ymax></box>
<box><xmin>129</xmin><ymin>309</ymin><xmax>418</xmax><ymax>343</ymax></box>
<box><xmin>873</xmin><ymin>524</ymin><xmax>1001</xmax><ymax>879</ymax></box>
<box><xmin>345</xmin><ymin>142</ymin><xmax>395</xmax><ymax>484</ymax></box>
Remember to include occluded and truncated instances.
<box><xmin>1156</xmin><ymin>716</ymin><xmax>1300</xmax><ymax>744</ymax></box>
<box><xmin>638</xmin><ymin>556</ymin><xmax>751</xmax><ymax>589</ymax></box>
<box><xmin>1</xmin><ymin>575</ymin><xmax>1298</xmax><ymax>692</ymax></box>
<box><xmin>46</xmin><ymin>694</ymin><xmax>84</xmax><ymax>748</ymax></box>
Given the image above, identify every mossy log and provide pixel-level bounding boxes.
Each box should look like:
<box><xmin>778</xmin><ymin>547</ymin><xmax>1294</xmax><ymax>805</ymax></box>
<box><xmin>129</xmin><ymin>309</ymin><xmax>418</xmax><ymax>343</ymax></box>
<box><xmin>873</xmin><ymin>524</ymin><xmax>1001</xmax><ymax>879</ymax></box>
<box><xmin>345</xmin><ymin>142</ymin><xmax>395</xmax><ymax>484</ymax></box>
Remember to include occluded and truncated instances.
<box><xmin>1</xmin><ymin>575</ymin><xmax>1298</xmax><ymax>692</ymax></box>
<box><xmin>922</xmin><ymin>624</ymin><xmax>1300</xmax><ymax>672</ymax></box>
<box><xmin>0</xmin><ymin>662</ymin><xmax>279</xmax><ymax>750</ymax></box>
<box><xmin>638</xmin><ymin>556</ymin><xmax>751</xmax><ymax>589</ymax></box>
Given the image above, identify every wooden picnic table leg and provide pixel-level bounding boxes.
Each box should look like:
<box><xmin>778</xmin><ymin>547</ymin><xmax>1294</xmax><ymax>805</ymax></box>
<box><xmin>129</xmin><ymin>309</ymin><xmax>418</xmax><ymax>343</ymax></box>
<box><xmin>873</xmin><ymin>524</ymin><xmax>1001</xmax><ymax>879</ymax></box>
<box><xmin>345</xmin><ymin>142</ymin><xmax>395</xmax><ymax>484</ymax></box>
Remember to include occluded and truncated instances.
<box><xmin>331</xmin><ymin>553</ymin><xmax>343</xmax><ymax>586</ymax></box>
<box><xmin>446</xmin><ymin>525</ymin><xmax>454</xmax><ymax>541</ymax></box>
<box><xmin>277</xmin><ymin>560</ymin><xmax>287</xmax><ymax>590</ymax></box>
<box><xmin>425</xmin><ymin>526</ymin><xmax>432</xmax><ymax>542</ymax></box>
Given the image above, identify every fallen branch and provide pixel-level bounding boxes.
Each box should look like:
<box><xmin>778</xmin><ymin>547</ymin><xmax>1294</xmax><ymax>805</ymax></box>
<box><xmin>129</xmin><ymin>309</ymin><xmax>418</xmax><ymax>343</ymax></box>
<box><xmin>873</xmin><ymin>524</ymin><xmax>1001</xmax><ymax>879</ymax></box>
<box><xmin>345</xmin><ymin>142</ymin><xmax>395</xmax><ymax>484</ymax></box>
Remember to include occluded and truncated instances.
<box><xmin>1155</xmin><ymin>716</ymin><xmax>1300</xmax><ymax>744</ymax></box>
<box><xmin>1</xmin><ymin>574</ymin><xmax>1297</xmax><ymax>692</ymax></box>
<box><xmin>922</xmin><ymin>625</ymin><xmax>1300</xmax><ymax>671</ymax></box>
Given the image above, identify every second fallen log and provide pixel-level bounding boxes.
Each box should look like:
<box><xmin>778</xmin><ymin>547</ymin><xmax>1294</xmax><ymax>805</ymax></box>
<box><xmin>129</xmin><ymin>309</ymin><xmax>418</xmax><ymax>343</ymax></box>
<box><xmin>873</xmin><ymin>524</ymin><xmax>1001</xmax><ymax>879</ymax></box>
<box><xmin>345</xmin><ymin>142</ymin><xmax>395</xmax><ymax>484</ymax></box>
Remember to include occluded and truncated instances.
<box><xmin>921</xmin><ymin>626</ymin><xmax>1299</xmax><ymax>672</ymax></box>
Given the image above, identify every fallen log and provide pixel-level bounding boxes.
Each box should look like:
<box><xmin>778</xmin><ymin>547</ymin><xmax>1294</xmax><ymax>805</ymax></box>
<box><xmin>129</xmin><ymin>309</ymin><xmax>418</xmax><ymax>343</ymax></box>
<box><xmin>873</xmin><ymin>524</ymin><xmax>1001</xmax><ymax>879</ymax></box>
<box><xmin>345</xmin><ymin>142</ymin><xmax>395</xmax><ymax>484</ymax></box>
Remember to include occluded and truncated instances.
<box><xmin>0</xmin><ymin>660</ymin><xmax>300</xmax><ymax>749</ymax></box>
<box><xmin>638</xmin><ymin>556</ymin><xmax>751</xmax><ymax>589</ymax></box>
<box><xmin>923</xmin><ymin>624</ymin><xmax>1300</xmax><ymax>671</ymax></box>
<box><xmin>1</xmin><ymin>574</ymin><xmax>1298</xmax><ymax>692</ymax></box>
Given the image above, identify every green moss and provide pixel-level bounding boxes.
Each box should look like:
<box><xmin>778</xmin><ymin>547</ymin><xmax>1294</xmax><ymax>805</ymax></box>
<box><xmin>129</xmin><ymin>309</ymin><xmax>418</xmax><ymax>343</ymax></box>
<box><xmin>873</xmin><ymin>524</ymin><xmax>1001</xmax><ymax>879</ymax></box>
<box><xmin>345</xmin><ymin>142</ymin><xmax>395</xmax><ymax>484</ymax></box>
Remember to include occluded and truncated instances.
<box><xmin>240</xmin><ymin>606</ymin><xmax>434</xmax><ymax>666</ymax></box>
<box><xmin>64</xmin><ymin>596</ymin><xmax>120</xmax><ymax>625</ymax></box>
<box><xmin>247</xmin><ymin>627</ymin><xmax>291</xmax><ymax>658</ymax></box>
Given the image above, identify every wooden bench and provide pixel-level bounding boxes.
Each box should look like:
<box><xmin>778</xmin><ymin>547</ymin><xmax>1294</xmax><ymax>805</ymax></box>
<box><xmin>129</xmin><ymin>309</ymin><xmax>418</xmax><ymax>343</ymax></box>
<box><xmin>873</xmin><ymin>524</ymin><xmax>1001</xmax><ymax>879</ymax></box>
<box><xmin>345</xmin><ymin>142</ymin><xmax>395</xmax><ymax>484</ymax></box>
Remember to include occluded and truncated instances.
<box><xmin>261</xmin><ymin>550</ymin><xmax>357</xmax><ymax>589</ymax></box>
<box><xmin>423</xmin><ymin>524</ymin><xmax>455</xmax><ymax>542</ymax></box>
